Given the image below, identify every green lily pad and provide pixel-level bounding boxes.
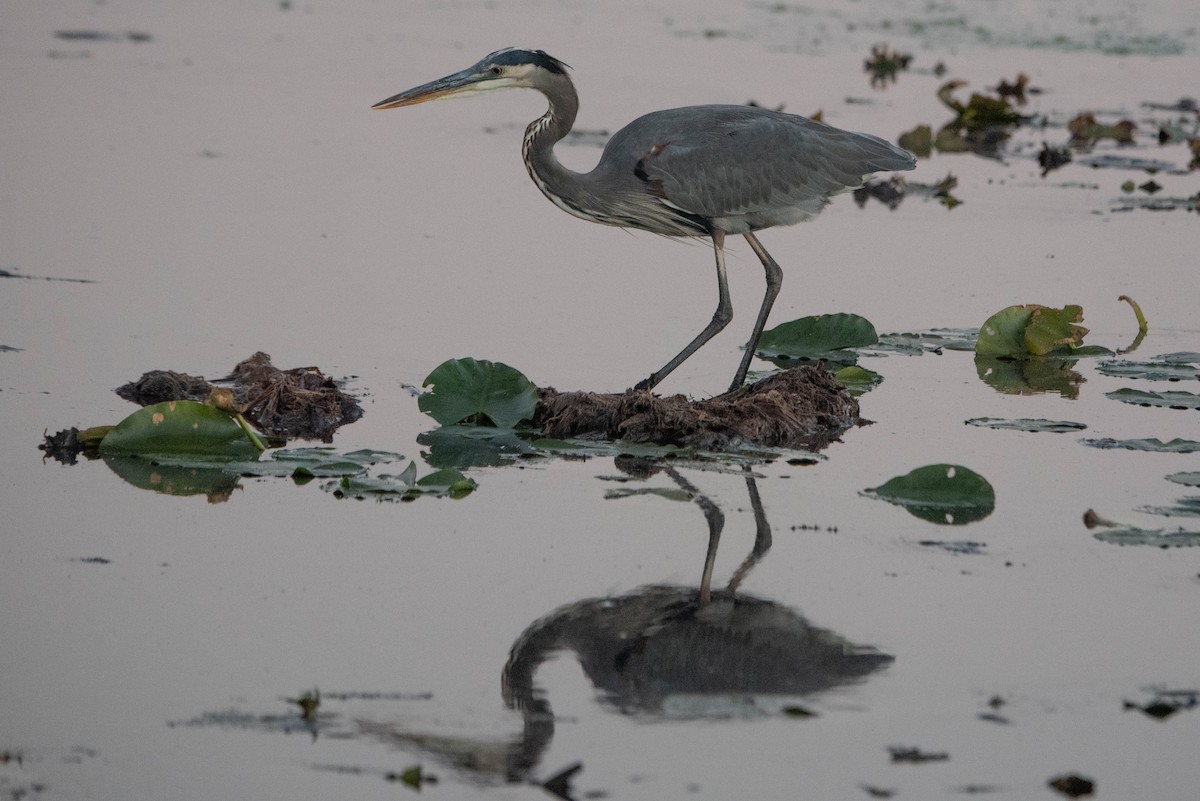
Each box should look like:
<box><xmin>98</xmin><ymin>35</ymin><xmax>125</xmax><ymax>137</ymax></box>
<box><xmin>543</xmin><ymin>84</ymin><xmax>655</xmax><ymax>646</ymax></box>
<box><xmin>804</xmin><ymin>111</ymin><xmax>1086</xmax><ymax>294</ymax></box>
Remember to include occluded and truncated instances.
<box><xmin>258</xmin><ymin>447</ymin><xmax>403</xmax><ymax>477</ymax></box>
<box><xmin>757</xmin><ymin>313</ymin><xmax>878</xmax><ymax>364</ymax></box>
<box><xmin>531</xmin><ymin>438</ymin><xmax>694</xmax><ymax>460</ymax></box>
<box><xmin>418</xmin><ymin>358</ymin><xmax>538</xmax><ymax>428</ymax></box>
<box><xmin>965</xmin><ymin>417</ymin><xmax>1087</xmax><ymax>433</ymax></box>
<box><xmin>1166</xmin><ymin>472</ymin><xmax>1200</xmax><ymax>487</ymax></box>
<box><xmin>834</xmin><ymin>365</ymin><xmax>882</xmax><ymax>395</ymax></box>
<box><xmin>1106</xmin><ymin>388</ymin><xmax>1200</xmax><ymax>410</ymax></box>
<box><xmin>328</xmin><ymin>461</ymin><xmax>476</xmax><ymax>500</ymax></box>
<box><xmin>1136</xmin><ymin>497</ymin><xmax>1200</xmax><ymax>518</ymax></box>
<box><xmin>1083</xmin><ymin>437</ymin><xmax>1200</xmax><ymax>453</ymax></box>
<box><xmin>975</xmin><ymin>304</ymin><xmax>1100</xmax><ymax>358</ymax></box>
<box><xmin>863</xmin><ymin>464</ymin><xmax>996</xmax><ymax>525</ymax></box>
<box><xmin>415</xmin><ymin>468</ymin><xmax>478</xmax><ymax>498</ymax></box>
<box><xmin>1094</xmin><ymin>526</ymin><xmax>1200</xmax><ymax>547</ymax></box>
<box><xmin>1156</xmin><ymin>352</ymin><xmax>1200</xmax><ymax>364</ymax></box>
<box><xmin>872</xmin><ymin>328</ymin><xmax>979</xmax><ymax>355</ymax></box>
<box><xmin>1096</xmin><ymin>356</ymin><xmax>1199</xmax><ymax>381</ymax></box>
<box><xmin>98</xmin><ymin>400</ymin><xmax>261</xmax><ymax>461</ymax></box>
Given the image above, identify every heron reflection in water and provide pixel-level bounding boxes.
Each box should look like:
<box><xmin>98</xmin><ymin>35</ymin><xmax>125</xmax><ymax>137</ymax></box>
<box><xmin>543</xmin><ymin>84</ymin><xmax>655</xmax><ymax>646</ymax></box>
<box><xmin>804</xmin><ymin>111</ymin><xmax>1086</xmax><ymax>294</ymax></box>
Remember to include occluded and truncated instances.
<box><xmin>359</xmin><ymin>466</ymin><xmax>893</xmax><ymax>788</ymax></box>
<box><xmin>374</xmin><ymin>48</ymin><xmax>916</xmax><ymax>391</ymax></box>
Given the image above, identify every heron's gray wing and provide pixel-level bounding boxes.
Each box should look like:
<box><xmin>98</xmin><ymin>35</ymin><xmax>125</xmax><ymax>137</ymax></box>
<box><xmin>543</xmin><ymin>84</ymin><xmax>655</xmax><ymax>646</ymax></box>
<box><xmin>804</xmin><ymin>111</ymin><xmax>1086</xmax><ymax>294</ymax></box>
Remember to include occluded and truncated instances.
<box><xmin>632</xmin><ymin>106</ymin><xmax>913</xmax><ymax>223</ymax></box>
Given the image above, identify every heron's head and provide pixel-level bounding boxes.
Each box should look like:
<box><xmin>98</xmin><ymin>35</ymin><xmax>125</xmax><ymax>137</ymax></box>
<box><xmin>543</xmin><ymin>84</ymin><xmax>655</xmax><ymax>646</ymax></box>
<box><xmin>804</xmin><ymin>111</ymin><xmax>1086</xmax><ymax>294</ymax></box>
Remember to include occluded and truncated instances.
<box><xmin>372</xmin><ymin>48</ymin><xmax>570</xmax><ymax>110</ymax></box>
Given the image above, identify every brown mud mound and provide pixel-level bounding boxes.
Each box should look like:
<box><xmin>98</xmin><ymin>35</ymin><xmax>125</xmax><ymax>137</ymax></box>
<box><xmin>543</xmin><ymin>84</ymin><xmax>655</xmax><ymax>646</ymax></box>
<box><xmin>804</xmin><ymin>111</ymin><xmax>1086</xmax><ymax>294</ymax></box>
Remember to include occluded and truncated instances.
<box><xmin>534</xmin><ymin>364</ymin><xmax>861</xmax><ymax>451</ymax></box>
<box><xmin>115</xmin><ymin>352</ymin><xmax>362</xmax><ymax>441</ymax></box>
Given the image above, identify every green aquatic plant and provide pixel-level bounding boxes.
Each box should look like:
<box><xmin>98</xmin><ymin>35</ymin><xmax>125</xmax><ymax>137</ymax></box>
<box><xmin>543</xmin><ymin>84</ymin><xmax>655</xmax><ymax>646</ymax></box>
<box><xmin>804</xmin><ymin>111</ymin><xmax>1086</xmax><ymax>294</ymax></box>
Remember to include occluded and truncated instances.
<box><xmin>863</xmin><ymin>464</ymin><xmax>996</xmax><ymax>525</ymax></box>
<box><xmin>418</xmin><ymin>357</ymin><xmax>539</xmax><ymax>428</ymax></box>
<box><xmin>756</xmin><ymin>312</ymin><xmax>878</xmax><ymax>365</ymax></box>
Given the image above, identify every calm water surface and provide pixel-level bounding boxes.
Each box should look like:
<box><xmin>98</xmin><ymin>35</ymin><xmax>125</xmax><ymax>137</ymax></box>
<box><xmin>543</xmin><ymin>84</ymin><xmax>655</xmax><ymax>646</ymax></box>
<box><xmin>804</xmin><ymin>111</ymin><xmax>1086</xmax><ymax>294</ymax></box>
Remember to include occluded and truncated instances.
<box><xmin>2</xmin><ymin>1</ymin><xmax>1198</xmax><ymax>799</ymax></box>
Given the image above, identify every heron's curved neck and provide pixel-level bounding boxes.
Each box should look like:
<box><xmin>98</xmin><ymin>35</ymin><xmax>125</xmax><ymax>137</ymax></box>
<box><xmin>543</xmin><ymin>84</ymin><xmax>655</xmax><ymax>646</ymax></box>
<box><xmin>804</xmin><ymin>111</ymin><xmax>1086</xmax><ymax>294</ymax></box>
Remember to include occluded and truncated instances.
<box><xmin>521</xmin><ymin>77</ymin><xmax>596</xmax><ymax>219</ymax></box>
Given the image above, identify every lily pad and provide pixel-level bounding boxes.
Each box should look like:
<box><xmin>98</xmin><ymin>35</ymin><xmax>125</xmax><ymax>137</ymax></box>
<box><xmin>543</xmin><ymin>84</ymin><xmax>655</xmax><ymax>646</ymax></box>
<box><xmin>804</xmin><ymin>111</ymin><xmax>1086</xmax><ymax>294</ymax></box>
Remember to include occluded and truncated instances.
<box><xmin>1156</xmin><ymin>352</ymin><xmax>1200</xmax><ymax>365</ymax></box>
<box><xmin>101</xmin><ymin>445</ymin><xmax>411</xmax><ymax>499</ymax></box>
<box><xmin>1105</xmin><ymin>388</ymin><xmax>1200</xmax><ymax>410</ymax></box>
<box><xmin>975</xmin><ymin>304</ymin><xmax>1093</xmax><ymax>358</ymax></box>
<box><xmin>863</xmin><ymin>464</ymin><xmax>996</xmax><ymax>525</ymax></box>
<box><xmin>917</xmin><ymin>539</ymin><xmax>987</xmax><ymax>555</ymax></box>
<box><xmin>1135</xmin><ymin>497</ymin><xmax>1200</xmax><ymax>518</ymax></box>
<box><xmin>1093</xmin><ymin>526</ymin><xmax>1200</xmax><ymax>547</ymax></box>
<box><xmin>418</xmin><ymin>358</ymin><xmax>538</xmax><ymax>428</ymax></box>
<box><xmin>756</xmin><ymin>313</ymin><xmax>878</xmax><ymax>364</ymax></box>
<box><xmin>965</xmin><ymin>417</ymin><xmax>1087</xmax><ymax>433</ymax></box>
<box><xmin>834</xmin><ymin>365</ymin><xmax>882</xmax><ymax>395</ymax></box>
<box><xmin>328</xmin><ymin>461</ymin><xmax>476</xmax><ymax>500</ymax></box>
<box><xmin>872</xmin><ymin>328</ymin><xmax>979</xmax><ymax>355</ymax></box>
<box><xmin>1165</xmin><ymin>472</ymin><xmax>1200</xmax><ymax>487</ymax></box>
<box><xmin>1082</xmin><ymin>437</ymin><xmax>1200</xmax><ymax>453</ymax></box>
<box><xmin>276</xmin><ymin>447</ymin><xmax>402</xmax><ymax>470</ymax></box>
<box><xmin>531</xmin><ymin>438</ymin><xmax>695</xmax><ymax>460</ymax></box>
<box><xmin>98</xmin><ymin>400</ymin><xmax>260</xmax><ymax>461</ymax></box>
<box><xmin>1096</xmin><ymin>356</ymin><xmax>1199</xmax><ymax>381</ymax></box>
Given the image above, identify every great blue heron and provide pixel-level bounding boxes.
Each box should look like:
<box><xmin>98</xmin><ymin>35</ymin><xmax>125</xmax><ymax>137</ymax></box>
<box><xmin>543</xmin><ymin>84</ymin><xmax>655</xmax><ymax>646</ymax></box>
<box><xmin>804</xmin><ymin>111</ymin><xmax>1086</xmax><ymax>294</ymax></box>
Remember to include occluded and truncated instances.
<box><xmin>374</xmin><ymin>48</ymin><xmax>916</xmax><ymax>392</ymax></box>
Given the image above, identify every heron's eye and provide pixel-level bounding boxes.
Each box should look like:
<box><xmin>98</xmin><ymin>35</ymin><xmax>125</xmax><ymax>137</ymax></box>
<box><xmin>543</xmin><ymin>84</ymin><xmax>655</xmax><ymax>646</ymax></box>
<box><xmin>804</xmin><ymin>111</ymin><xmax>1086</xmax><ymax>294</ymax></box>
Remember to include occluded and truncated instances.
<box><xmin>489</xmin><ymin>66</ymin><xmax>503</xmax><ymax>76</ymax></box>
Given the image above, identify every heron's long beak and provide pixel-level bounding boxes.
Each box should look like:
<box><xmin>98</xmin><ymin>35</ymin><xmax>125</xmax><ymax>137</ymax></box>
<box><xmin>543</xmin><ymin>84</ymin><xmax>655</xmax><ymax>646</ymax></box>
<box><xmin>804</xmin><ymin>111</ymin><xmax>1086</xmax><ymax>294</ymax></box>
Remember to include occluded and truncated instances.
<box><xmin>372</xmin><ymin>68</ymin><xmax>514</xmax><ymax>110</ymax></box>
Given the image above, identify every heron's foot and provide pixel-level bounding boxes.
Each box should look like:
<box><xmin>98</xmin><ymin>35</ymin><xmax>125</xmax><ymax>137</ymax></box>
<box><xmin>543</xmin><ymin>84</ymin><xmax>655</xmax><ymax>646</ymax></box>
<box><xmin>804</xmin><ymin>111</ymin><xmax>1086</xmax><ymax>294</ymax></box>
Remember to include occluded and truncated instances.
<box><xmin>633</xmin><ymin>375</ymin><xmax>659</xmax><ymax>393</ymax></box>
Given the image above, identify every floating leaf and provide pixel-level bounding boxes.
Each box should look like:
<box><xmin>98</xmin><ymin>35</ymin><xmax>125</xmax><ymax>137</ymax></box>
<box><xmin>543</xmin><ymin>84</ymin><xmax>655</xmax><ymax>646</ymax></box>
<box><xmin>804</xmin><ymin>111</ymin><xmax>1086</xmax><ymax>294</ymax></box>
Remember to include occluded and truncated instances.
<box><xmin>415</xmin><ymin>468</ymin><xmax>478</xmax><ymax>499</ymax></box>
<box><xmin>834</xmin><ymin>365</ymin><xmax>882</xmax><ymax>395</ymax></box>
<box><xmin>1082</xmin><ymin>437</ymin><xmax>1200</xmax><ymax>453</ymax></box>
<box><xmin>965</xmin><ymin>417</ymin><xmax>1087</xmax><ymax>433</ymax></box>
<box><xmin>863</xmin><ymin>464</ymin><xmax>995</xmax><ymax>525</ymax></box>
<box><xmin>1166</xmin><ymin>472</ymin><xmax>1200</xmax><ymax>487</ymax></box>
<box><xmin>531</xmin><ymin>438</ymin><xmax>694</xmax><ymax>460</ymax></box>
<box><xmin>757</xmin><ymin>313</ymin><xmax>878</xmax><ymax>363</ymax></box>
<box><xmin>1096</xmin><ymin>356</ymin><xmax>1198</xmax><ymax>382</ymax></box>
<box><xmin>872</xmin><ymin>328</ymin><xmax>978</xmax><ymax>355</ymax></box>
<box><xmin>1024</xmin><ymin>305</ymin><xmax>1088</xmax><ymax>355</ymax></box>
<box><xmin>418</xmin><ymin>358</ymin><xmax>538</xmax><ymax>428</ymax></box>
<box><xmin>1086</xmin><ymin>508</ymin><xmax>1200</xmax><ymax>546</ymax></box>
<box><xmin>917</xmin><ymin>539</ymin><xmax>987</xmax><ymax>555</ymax></box>
<box><xmin>1156</xmin><ymin>352</ymin><xmax>1200</xmax><ymax>365</ymax></box>
<box><xmin>1093</xmin><ymin>526</ymin><xmax>1200</xmax><ymax>547</ymax></box>
<box><xmin>1135</xmin><ymin>496</ymin><xmax>1200</xmax><ymax>518</ymax></box>
<box><xmin>98</xmin><ymin>444</ymin><xmax>407</xmax><ymax>499</ymax></box>
<box><xmin>329</xmin><ymin>461</ymin><xmax>475</xmax><ymax>500</ymax></box>
<box><xmin>975</xmin><ymin>304</ymin><xmax>1091</xmax><ymax>358</ymax></box>
<box><xmin>1106</xmin><ymin>388</ymin><xmax>1200</xmax><ymax>410</ymax></box>
<box><xmin>98</xmin><ymin>400</ymin><xmax>261</xmax><ymax>461</ymax></box>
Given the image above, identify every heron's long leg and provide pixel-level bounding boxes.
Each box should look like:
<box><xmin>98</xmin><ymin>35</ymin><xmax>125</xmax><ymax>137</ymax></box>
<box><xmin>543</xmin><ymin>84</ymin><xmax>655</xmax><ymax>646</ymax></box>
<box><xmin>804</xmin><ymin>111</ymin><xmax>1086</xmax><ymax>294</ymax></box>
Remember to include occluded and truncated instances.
<box><xmin>664</xmin><ymin>466</ymin><xmax>725</xmax><ymax>605</ymax></box>
<box><xmin>635</xmin><ymin>231</ymin><xmax>732</xmax><ymax>392</ymax></box>
<box><xmin>726</xmin><ymin>469</ymin><xmax>773</xmax><ymax>593</ymax></box>
<box><xmin>728</xmin><ymin>232</ymin><xmax>784</xmax><ymax>391</ymax></box>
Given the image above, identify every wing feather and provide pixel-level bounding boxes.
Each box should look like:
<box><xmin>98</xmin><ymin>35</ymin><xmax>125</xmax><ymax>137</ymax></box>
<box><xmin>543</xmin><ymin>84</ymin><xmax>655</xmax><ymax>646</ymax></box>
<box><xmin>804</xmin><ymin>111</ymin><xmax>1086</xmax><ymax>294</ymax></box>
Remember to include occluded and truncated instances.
<box><xmin>605</xmin><ymin>105</ymin><xmax>914</xmax><ymax>229</ymax></box>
